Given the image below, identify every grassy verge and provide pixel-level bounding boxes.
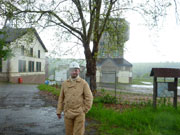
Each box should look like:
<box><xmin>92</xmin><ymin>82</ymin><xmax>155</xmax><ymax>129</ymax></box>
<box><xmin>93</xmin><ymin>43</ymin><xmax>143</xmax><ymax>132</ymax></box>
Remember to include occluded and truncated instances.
<box><xmin>132</xmin><ymin>78</ymin><xmax>153</xmax><ymax>85</ymax></box>
<box><xmin>37</xmin><ymin>84</ymin><xmax>61</xmax><ymax>96</ymax></box>
<box><xmin>87</xmin><ymin>104</ymin><xmax>180</xmax><ymax>135</ymax></box>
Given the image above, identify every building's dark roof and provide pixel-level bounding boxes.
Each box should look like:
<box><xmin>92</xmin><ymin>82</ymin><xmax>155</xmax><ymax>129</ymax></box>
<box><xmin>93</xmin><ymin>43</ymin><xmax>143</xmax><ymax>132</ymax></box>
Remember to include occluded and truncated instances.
<box><xmin>0</xmin><ymin>27</ymin><xmax>48</xmax><ymax>52</ymax></box>
<box><xmin>150</xmin><ymin>68</ymin><xmax>180</xmax><ymax>77</ymax></box>
<box><xmin>97</xmin><ymin>58</ymin><xmax>132</xmax><ymax>67</ymax></box>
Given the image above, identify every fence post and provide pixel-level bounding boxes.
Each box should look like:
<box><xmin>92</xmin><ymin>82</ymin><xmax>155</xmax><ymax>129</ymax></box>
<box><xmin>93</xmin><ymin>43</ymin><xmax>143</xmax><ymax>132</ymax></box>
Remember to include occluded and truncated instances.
<box><xmin>115</xmin><ymin>71</ymin><xmax>117</xmax><ymax>104</ymax></box>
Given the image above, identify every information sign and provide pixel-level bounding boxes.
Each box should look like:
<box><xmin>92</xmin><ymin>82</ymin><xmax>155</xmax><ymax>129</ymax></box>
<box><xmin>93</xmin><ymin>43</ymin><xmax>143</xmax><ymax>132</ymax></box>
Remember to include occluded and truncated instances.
<box><xmin>157</xmin><ymin>83</ymin><xmax>174</xmax><ymax>97</ymax></box>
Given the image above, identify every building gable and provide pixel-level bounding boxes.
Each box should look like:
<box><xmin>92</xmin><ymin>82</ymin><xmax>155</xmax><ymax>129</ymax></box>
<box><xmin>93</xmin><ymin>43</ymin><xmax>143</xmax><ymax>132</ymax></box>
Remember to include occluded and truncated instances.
<box><xmin>97</xmin><ymin>58</ymin><xmax>132</xmax><ymax>67</ymax></box>
<box><xmin>101</xmin><ymin>59</ymin><xmax>117</xmax><ymax>71</ymax></box>
<box><xmin>0</xmin><ymin>27</ymin><xmax>48</xmax><ymax>52</ymax></box>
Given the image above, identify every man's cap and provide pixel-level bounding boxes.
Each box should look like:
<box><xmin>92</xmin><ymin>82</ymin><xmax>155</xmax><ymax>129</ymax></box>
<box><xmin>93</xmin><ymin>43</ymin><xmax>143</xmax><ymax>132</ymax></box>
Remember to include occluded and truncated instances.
<box><xmin>69</xmin><ymin>61</ymin><xmax>80</xmax><ymax>69</ymax></box>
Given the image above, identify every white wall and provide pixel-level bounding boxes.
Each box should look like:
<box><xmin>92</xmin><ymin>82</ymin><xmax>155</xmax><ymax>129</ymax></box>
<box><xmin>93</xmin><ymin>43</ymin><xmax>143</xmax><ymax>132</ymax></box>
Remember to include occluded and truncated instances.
<box><xmin>55</xmin><ymin>69</ymin><xmax>67</xmax><ymax>82</ymax></box>
<box><xmin>118</xmin><ymin>70</ymin><xmax>132</xmax><ymax>83</ymax></box>
<box><xmin>11</xmin><ymin>32</ymin><xmax>46</xmax><ymax>59</ymax></box>
<box><xmin>96</xmin><ymin>70</ymin><xmax>100</xmax><ymax>83</ymax></box>
<box><xmin>2</xmin><ymin>60</ymin><xmax>8</xmax><ymax>72</ymax></box>
<box><xmin>2</xmin><ymin>31</ymin><xmax>46</xmax><ymax>75</ymax></box>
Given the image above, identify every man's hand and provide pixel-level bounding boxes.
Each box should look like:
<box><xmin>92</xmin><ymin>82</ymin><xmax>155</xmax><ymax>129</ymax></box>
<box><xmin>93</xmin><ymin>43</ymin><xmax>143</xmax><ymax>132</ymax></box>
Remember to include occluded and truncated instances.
<box><xmin>57</xmin><ymin>114</ymin><xmax>61</xmax><ymax>119</ymax></box>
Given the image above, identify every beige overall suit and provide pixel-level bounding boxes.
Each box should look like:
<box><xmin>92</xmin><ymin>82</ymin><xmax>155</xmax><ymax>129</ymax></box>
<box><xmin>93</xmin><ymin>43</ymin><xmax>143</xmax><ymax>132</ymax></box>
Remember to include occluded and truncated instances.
<box><xmin>57</xmin><ymin>77</ymin><xmax>93</xmax><ymax>135</ymax></box>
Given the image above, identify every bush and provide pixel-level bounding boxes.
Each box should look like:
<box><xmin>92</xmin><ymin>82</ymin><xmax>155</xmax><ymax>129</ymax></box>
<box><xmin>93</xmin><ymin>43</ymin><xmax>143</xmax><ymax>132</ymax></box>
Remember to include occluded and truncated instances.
<box><xmin>101</xmin><ymin>94</ymin><xmax>117</xmax><ymax>104</ymax></box>
<box><xmin>37</xmin><ymin>84</ymin><xmax>61</xmax><ymax>96</ymax></box>
<box><xmin>94</xmin><ymin>93</ymin><xmax>117</xmax><ymax>104</ymax></box>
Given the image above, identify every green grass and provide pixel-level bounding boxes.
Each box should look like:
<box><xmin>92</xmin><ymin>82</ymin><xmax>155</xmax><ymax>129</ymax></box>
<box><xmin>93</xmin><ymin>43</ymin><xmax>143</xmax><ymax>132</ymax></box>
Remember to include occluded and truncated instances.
<box><xmin>38</xmin><ymin>84</ymin><xmax>180</xmax><ymax>135</ymax></box>
<box><xmin>87</xmin><ymin>104</ymin><xmax>180</xmax><ymax>135</ymax></box>
<box><xmin>37</xmin><ymin>84</ymin><xmax>61</xmax><ymax>96</ymax></box>
<box><xmin>132</xmin><ymin>78</ymin><xmax>153</xmax><ymax>85</ymax></box>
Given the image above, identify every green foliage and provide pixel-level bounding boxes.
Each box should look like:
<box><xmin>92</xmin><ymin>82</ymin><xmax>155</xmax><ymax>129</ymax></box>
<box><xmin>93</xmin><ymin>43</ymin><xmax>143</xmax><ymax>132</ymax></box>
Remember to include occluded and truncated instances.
<box><xmin>94</xmin><ymin>94</ymin><xmax>117</xmax><ymax>104</ymax></box>
<box><xmin>101</xmin><ymin>94</ymin><xmax>117</xmax><ymax>104</ymax></box>
<box><xmin>37</xmin><ymin>84</ymin><xmax>61</xmax><ymax>96</ymax></box>
<box><xmin>132</xmin><ymin>78</ymin><xmax>153</xmax><ymax>85</ymax></box>
<box><xmin>87</xmin><ymin>103</ymin><xmax>180</xmax><ymax>135</ymax></box>
<box><xmin>94</xmin><ymin>89</ymin><xmax>117</xmax><ymax>104</ymax></box>
<box><xmin>0</xmin><ymin>31</ymin><xmax>12</xmax><ymax>60</ymax></box>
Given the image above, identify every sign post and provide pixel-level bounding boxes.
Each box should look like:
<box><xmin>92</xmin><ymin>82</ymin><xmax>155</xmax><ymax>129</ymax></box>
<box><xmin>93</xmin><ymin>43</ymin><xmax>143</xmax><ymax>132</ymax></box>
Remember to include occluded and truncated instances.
<box><xmin>150</xmin><ymin>68</ymin><xmax>180</xmax><ymax>108</ymax></box>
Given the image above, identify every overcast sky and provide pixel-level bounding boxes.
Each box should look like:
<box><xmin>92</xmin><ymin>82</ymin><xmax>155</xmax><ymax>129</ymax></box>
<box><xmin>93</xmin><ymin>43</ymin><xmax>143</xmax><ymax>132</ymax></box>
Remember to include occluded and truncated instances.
<box><xmin>124</xmin><ymin>8</ymin><xmax>180</xmax><ymax>63</ymax></box>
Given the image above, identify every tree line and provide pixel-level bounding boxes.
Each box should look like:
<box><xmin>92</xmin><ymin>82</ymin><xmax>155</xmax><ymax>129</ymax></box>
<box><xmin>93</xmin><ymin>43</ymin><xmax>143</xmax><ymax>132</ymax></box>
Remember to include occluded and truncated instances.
<box><xmin>132</xmin><ymin>62</ymin><xmax>180</xmax><ymax>78</ymax></box>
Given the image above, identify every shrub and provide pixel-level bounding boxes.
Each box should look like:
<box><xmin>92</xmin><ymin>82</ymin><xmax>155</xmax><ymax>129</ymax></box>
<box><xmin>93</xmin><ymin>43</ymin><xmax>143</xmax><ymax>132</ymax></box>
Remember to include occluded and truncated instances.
<box><xmin>37</xmin><ymin>84</ymin><xmax>61</xmax><ymax>96</ymax></box>
<box><xmin>94</xmin><ymin>93</ymin><xmax>117</xmax><ymax>104</ymax></box>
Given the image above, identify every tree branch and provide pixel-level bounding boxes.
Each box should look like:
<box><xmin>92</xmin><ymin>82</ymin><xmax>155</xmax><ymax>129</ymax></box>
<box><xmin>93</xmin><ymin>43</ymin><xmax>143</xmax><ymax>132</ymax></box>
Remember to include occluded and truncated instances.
<box><xmin>92</xmin><ymin>0</ymin><xmax>117</xmax><ymax>55</ymax></box>
<box><xmin>173</xmin><ymin>0</ymin><xmax>180</xmax><ymax>23</ymax></box>
<box><xmin>53</xmin><ymin>0</ymin><xmax>67</xmax><ymax>10</ymax></box>
<box><xmin>50</xmin><ymin>20</ymin><xmax>82</xmax><ymax>41</ymax></box>
<box><xmin>99</xmin><ymin>0</ymin><xmax>117</xmax><ymax>38</ymax></box>
<box><xmin>87</xmin><ymin>0</ymin><xmax>96</xmax><ymax>45</ymax></box>
<box><xmin>72</xmin><ymin>0</ymin><xmax>87</xmax><ymax>38</ymax></box>
<box><xmin>12</xmin><ymin>9</ymin><xmax>84</xmax><ymax>39</ymax></box>
<box><xmin>48</xmin><ymin>10</ymin><xmax>84</xmax><ymax>39</ymax></box>
<box><xmin>94</xmin><ymin>0</ymin><xmax>102</xmax><ymax>38</ymax></box>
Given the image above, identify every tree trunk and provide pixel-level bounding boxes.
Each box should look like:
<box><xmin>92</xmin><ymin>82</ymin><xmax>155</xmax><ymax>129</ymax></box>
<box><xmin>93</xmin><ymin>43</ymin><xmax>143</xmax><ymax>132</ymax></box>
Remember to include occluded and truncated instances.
<box><xmin>84</xmin><ymin>42</ymin><xmax>97</xmax><ymax>95</ymax></box>
<box><xmin>86</xmin><ymin>57</ymin><xmax>97</xmax><ymax>95</ymax></box>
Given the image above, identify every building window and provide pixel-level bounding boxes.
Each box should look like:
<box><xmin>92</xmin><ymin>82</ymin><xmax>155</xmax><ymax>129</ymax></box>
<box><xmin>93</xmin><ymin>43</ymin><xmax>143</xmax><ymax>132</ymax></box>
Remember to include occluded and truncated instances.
<box><xmin>0</xmin><ymin>58</ymin><xmax>2</xmax><ymax>72</ymax></box>
<box><xmin>125</xmin><ymin>67</ymin><xmax>130</xmax><ymax>71</ymax></box>
<box><xmin>120</xmin><ymin>66</ymin><xmax>125</xmax><ymax>71</ymax></box>
<box><xmin>28</xmin><ymin>61</ymin><xmax>34</xmax><ymax>72</ymax></box>
<box><xmin>113</xmin><ymin>50</ymin><xmax>119</xmax><ymax>57</ymax></box>
<box><xmin>104</xmin><ymin>32</ymin><xmax>108</xmax><ymax>37</ymax></box>
<box><xmin>100</xmin><ymin>41</ymin><xmax>104</xmax><ymax>46</ymax></box>
<box><xmin>101</xmin><ymin>49</ymin><xmax>105</xmax><ymax>57</ymax></box>
<box><xmin>102</xmin><ymin>52</ymin><xmax>105</xmax><ymax>57</ymax></box>
<box><xmin>38</xmin><ymin>50</ymin><xmax>40</xmax><ymax>58</ymax></box>
<box><xmin>21</xmin><ymin>45</ymin><xmax>24</xmax><ymax>56</ymax></box>
<box><xmin>36</xmin><ymin>62</ymin><xmax>41</xmax><ymax>72</ymax></box>
<box><xmin>18</xmin><ymin>60</ymin><xmax>26</xmax><ymax>72</ymax></box>
<box><xmin>30</xmin><ymin>48</ymin><xmax>33</xmax><ymax>57</ymax></box>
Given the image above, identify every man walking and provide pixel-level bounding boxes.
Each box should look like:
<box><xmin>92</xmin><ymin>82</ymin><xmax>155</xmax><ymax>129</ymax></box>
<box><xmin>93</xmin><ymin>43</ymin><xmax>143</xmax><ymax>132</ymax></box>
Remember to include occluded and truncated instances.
<box><xmin>57</xmin><ymin>61</ymin><xmax>93</xmax><ymax>135</ymax></box>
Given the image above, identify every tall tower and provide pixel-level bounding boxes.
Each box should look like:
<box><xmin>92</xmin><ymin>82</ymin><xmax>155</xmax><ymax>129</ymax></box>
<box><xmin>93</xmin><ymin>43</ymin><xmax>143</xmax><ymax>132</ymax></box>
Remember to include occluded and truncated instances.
<box><xmin>98</xmin><ymin>18</ymin><xmax>129</xmax><ymax>58</ymax></box>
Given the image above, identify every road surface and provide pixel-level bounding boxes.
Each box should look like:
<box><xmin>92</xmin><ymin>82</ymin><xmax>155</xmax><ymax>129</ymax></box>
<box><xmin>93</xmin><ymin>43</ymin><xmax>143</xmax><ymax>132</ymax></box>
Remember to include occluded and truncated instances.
<box><xmin>0</xmin><ymin>83</ymin><xmax>65</xmax><ymax>135</ymax></box>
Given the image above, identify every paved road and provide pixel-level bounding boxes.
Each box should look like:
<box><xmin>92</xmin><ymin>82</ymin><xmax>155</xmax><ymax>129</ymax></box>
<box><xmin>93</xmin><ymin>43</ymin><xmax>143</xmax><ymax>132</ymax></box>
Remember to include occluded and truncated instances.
<box><xmin>0</xmin><ymin>83</ymin><xmax>65</xmax><ymax>135</ymax></box>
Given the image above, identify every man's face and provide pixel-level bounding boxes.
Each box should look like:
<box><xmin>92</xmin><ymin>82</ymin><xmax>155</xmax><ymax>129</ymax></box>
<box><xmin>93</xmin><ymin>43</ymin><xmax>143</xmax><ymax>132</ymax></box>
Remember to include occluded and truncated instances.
<box><xmin>70</xmin><ymin>68</ymin><xmax>80</xmax><ymax>78</ymax></box>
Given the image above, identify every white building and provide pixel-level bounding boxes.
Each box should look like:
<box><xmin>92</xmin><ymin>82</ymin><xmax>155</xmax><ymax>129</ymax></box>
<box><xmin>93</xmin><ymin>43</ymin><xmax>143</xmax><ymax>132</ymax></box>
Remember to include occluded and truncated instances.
<box><xmin>96</xmin><ymin>58</ymin><xmax>132</xmax><ymax>84</ymax></box>
<box><xmin>0</xmin><ymin>27</ymin><xmax>48</xmax><ymax>84</ymax></box>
